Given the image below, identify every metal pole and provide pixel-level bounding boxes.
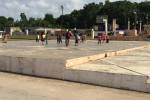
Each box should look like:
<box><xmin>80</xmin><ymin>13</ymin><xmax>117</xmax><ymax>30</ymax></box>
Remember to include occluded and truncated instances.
<box><xmin>60</xmin><ymin>5</ymin><xmax>64</xmax><ymax>28</ymax></box>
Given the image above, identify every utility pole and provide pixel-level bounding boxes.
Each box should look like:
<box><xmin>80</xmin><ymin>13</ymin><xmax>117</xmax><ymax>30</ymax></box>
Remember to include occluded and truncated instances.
<box><xmin>61</xmin><ymin>5</ymin><xmax>64</xmax><ymax>16</ymax></box>
<box><xmin>60</xmin><ymin>5</ymin><xmax>64</xmax><ymax>39</ymax></box>
<box><xmin>60</xmin><ymin>5</ymin><xmax>64</xmax><ymax>28</ymax></box>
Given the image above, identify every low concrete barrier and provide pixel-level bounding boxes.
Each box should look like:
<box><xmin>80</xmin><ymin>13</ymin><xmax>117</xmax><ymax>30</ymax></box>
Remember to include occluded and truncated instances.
<box><xmin>0</xmin><ymin>45</ymin><xmax>150</xmax><ymax>92</ymax></box>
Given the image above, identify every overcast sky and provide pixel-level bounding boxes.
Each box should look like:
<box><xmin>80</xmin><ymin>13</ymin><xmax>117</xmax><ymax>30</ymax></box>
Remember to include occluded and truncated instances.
<box><xmin>0</xmin><ymin>0</ymin><xmax>145</xmax><ymax>19</ymax></box>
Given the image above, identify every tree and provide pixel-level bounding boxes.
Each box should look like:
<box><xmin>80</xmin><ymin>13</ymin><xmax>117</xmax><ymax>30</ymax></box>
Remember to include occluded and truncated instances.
<box><xmin>56</xmin><ymin>2</ymin><xmax>103</xmax><ymax>28</ymax></box>
<box><xmin>138</xmin><ymin>1</ymin><xmax>150</xmax><ymax>24</ymax></box>
<box><xmin>20</xmin><ymin>13</ymin><xmax>28</xmax><ymax>29</ymax></box>
<box><xmin>28</xmin><ymin>17</ymin><xmax>36</xmax><ymax>27</ymax></box>
<box><xmin>0</xmin><ymin>1</ymin><xmax>149</xmax><ymax>30</ymax></box>
<box><xmin>0</xmin><ymin>16</ymin><xmax>8</xmax><ymax>30</ymax></box>
<box><xmin>78</xmin><ymin>3</ymin><xmax>103</xmax><ymax>28</ymax></box>
<box><xmin>44</xmin><ymin>14</ymin><xmax>54</xmax><ymax>23</ymax></box>
<box><xmin>20</xmin><ymin>13</ymin><xmax>27</xmax><ymax>22</ymax></box>
<box><xmin>98</xmin><ymin>1</ymin><xmax>136</xmax><ymax>29</ymax></box>
<box><xmin>105</xmin><ymin>0</ymin><xmax>110</xmax><ymax>4</ymax></box>
<box><xmin>7</xmin><ymin>17</ymin><xmax>14</xmax><ymax>27</ymax></box>
<box><xmin>44</xmin><ymin>14</ymin><xmax>55</xmax><ymax>27</ymax></box>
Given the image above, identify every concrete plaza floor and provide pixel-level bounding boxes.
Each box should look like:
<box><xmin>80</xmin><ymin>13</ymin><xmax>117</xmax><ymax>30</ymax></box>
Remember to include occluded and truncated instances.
<box><xmin>0</xmin><ymin>40</ymin><xmax>149</xmax><ymax>59</ymax></box>
<box><xmin>72</xmin><ymin>46</ymin><xmax>150</xmax><ymax>77</ymax></box>
<box><xmin>0</xmin><ymin>72</ymin><xmax>149</xmax><ymax>100</ymax></box>
<box><xmin>0</xmin><ymin>40</ymin><xmax>150</xmax><ymax>94</ymax></box>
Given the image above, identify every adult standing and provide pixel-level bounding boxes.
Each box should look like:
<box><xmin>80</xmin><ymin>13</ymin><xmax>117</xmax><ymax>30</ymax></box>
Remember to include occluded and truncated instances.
<box><xmin>65</xmin><ymin>30</ymin><xmax>72</xmax><ymax>47</ymax></box>
<box><xmin>73</xmin><ymin>28</ymin><xmax>80</xmax><ymax>46</ymax></box>
<box><xmin>57</xmin><ymin>32</ymin><xmax>62</xmax><ymax>44</ymax></box>
<box><xmin>102</xmin><ymin>33</ymin><xmax>106</xmax><ymax>43</ymax></box>
<box><xmin>45</xmin><ymin>32</ymin><xmax>48</xmax><ymax>45</ymax></box>
<box><xmin>106</xmin><ymin>34</ymin><xmax>110</xmax><ymax>43</ymax></box>
<box><xmin>41</xmin><ymin>32</ymin><xmax>45</xmax><ymax>45</ymax></box>
<box><xmin>97</xmin><ymin>33</ymin><xmax>102</xmax><ymax>45</ymax></box>
<box><xmin>2</xmin><ymin>32</ymin><xmax>8</xmax><ymax>43</ymax></box>
<box><xmin>80</xmin><ymin>33</ymin><xmax>86</xmax><ymax>43</ymax></box>
<box><xmin>36</xmin><ymin>32</ymin><xmax>40</xmax><ymax>43</ymax></box>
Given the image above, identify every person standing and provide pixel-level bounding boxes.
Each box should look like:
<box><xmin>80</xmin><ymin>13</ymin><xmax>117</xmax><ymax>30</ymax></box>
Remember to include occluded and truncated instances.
<box><xmin>65</xmin><ymin>30</ymin><xmax>72</xmax><ymax>47</ymax></box>
<box><xmin>106</xmin><ymin>34</ymin><xmax>110</xmax><ymax>43</ymax></box>
<box><xmin>36</xmin><ymin>32</ymin><xmax>40</xmax><ymax>43</ymax></box>
<box><xmin>102</xmin><ymin>33</ymin><xmax>106</xmax><ymax>43</ymax></box>
<box><xmin>45</xmin><ymin>32</ymin><xmax>48</xmax><ymax>45</ymax></box>
<box><xmin>57</xmin><ymin>32</ymin><xmax>62</xmax><ymax>44</ymax></box>
<box><xmin>81</xmin><ymin>33</ymin><xmax>86</xmax><ymax>43</ymax></box>
<box><xmin>97</xmin><ymin>33</ymin><xmax>102</xmax><ymax>45</ymax></box>
<box><xmin>73</xmin><ymin>28</ymin><xmax>80</xmax><ymax>46</ymax></box>
<box><xmin>41</xmin><ymin>32</ymin><xmax>45</xmax><ymax>45</ymax></box>
<box><xmin>2</xmin><ymin>32</ymin><xmax>8</xmax><ymax>43</ymax></box>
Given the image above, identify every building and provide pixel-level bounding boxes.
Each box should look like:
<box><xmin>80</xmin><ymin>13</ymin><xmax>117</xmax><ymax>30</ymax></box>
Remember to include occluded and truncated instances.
<box><xmin>5</xmin><ymin>27</ymin><xmax>22</xmax><ymax>36</ymax></box>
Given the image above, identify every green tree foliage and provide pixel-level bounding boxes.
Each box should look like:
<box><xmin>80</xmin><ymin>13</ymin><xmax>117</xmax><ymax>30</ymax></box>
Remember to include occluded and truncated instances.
<box><xmin>57</xmin><ymin>3</ymin><xmax>103</xmax><ymax>28</ymax></box>
<box><xmin>98</xmin><ymin>1</ymin><xmax>136</xmax><ymax>29</ymax></box>
<box><xmin>7</xmin><ymin>17</ymin><xmax>14</xmax><ymax>27</ymax></box>
<box><xmin>0</xmin><ymin>16</ymin><xmax>8</xmax><ymax>30</ymax></box>
<box><xmin>43</xmin><ymin>13</ymin><xmax>56</xmax><ymax>28</ymax></box>
<box><xmin>0</xmin><ymin>1</ymin><xmax>150</xmax><ymax>30</ymax></box>
<box><xmin>57</xmin><ymin>1</ymin><xmax>150</xmax><ymax>29</ymax></box>
<box><xmin>138</xmin><ymin>1</ymin><xmax>150</xmax><ymax>24</ymax></box>
<box><xmin>20</xmin><ymin>13</ymin><xmax>28</xmax><ymax>29</ymax></box>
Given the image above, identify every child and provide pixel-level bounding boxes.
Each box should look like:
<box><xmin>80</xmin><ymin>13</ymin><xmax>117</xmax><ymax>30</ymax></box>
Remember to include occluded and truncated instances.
<box><xmin>65</xmin><ymin>30</ymin><xmax>72</xmax><ymax>47</ymax></box>
<box><xmin>97</xmin><ymin>34</ymin><xmax>102</xmax><ymax>45</ymax></box>
<box><xmin>106</xmin><ymin>35</ymin><xmax>110</xmax><ymax>43</ymax></box>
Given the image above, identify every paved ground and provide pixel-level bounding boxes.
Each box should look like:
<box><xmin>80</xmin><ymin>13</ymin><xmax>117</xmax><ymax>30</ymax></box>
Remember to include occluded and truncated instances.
<box><xmin>0</xmin><ymin>40</ymin><xmax>149</xmax><ymax>59</ymax></box>
<box><xmin>72</xmin><ymin>46</ymin><xmax>150</xmax><ymax>77</ymax></box>
<box><xmin>0</xmin><ymin>40</ymin><xmax>150</xmax><ymax>99</ymax></box>
<box><xmin>0</xmin><ymin>72</ymin><xmax>149</xmax><ymax>100</ymax></box>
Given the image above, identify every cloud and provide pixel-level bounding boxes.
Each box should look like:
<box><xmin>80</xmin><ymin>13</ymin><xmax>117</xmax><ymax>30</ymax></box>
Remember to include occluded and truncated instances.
<box><xmin>0</xmin><ymin>0</ymin><xmax>144</xmax><ymax>20</ymax></box>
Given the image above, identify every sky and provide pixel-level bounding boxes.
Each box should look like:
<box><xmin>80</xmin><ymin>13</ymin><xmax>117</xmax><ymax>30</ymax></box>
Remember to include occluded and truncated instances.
<box><xmin>0</xmin><ymin>0</ymin><xmax>145</xmax><ymax>19</ymax></box>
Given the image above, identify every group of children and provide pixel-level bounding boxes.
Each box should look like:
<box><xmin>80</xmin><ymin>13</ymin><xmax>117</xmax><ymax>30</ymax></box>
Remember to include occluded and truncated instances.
<box><xmin>36</xmin><ymin>32</ymin><xmax>48</xmax><ymax>45</ymax></box>
<box><xmin>36</xmin><ymin>30</ymin><xmax>110</xmax><ymax>47</ymax></box>
<box><xmin>65</xmin><ymin>29</ymin><xmax>87</xmax><ymax>47</ymax></box>
<box><xmin>97</xmin><ymin>33</ymin><xmax>110</xmax><ymax>44</ymax></box>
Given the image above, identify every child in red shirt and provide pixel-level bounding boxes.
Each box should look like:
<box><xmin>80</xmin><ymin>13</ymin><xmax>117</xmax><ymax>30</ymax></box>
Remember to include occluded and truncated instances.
<box><xmin>97</xmin><ymin>34</ymin><xmax>102</xmax><ymax>45</ymax></box>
